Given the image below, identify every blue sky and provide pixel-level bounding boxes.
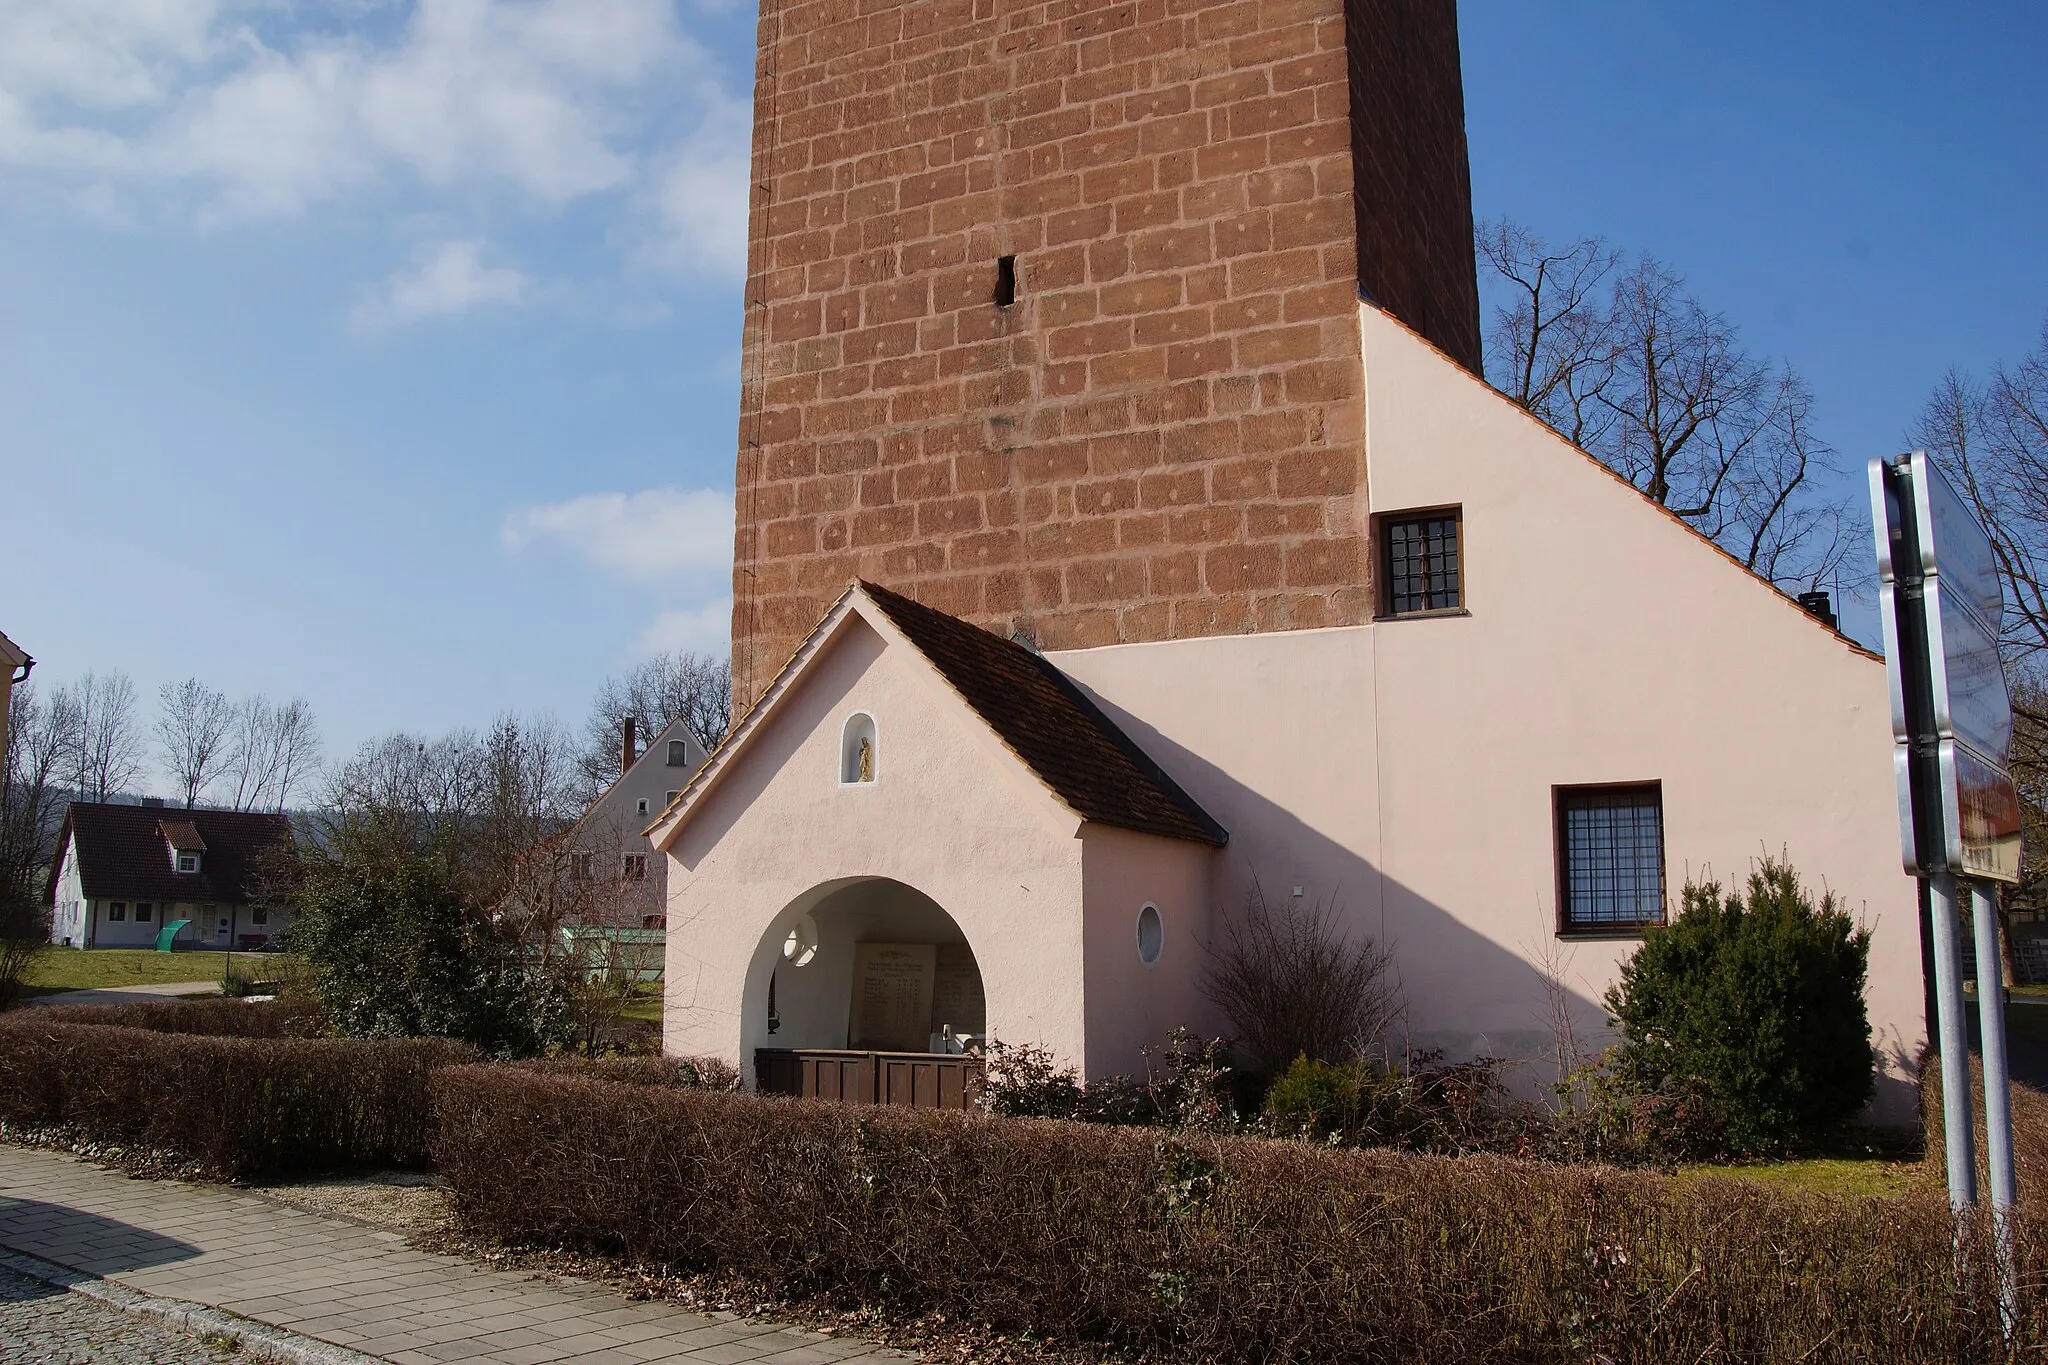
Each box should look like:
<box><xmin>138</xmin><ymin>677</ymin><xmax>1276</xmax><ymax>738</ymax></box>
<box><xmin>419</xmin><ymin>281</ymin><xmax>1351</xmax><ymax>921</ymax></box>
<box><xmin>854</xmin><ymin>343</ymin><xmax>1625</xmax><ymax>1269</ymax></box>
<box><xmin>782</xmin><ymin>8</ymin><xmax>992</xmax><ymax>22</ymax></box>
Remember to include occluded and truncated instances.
<box><xmin>3</xmin><ymin>1</ymin><xmax>2044</xmax><ymax>789</ymax></box>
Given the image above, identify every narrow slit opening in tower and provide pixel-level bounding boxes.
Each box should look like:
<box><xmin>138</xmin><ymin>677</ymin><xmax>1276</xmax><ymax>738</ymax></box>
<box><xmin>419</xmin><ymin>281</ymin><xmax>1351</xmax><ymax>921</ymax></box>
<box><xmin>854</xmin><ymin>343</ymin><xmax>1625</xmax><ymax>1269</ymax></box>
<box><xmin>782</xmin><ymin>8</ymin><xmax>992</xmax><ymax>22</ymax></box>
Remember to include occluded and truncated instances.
<box><xmin>994</xmin><ymin>255</ymin><xmax>1017</xmax><ymax>308</ymax></box>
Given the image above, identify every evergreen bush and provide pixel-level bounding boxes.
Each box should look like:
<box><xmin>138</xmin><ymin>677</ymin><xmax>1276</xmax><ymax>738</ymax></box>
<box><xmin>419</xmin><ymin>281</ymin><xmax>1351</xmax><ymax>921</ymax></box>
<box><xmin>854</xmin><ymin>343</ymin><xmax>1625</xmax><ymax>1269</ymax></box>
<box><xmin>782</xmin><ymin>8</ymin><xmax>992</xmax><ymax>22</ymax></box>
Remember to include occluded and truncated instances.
<box><xmin>1605</xmin><ymin>858</ymin><xmax>1874</xmax><ymax>1154</ymax></box>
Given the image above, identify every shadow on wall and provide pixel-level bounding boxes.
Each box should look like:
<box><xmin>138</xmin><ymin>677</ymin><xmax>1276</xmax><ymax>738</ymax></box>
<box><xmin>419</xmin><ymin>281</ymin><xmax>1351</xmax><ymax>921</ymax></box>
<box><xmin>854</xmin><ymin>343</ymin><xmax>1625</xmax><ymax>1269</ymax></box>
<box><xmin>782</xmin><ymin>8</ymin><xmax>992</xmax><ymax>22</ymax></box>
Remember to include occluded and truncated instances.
<box><xmin>1078</xmin><ymin>688</ymin><xmax>1921</xmax><ymax>1120</ymax></box>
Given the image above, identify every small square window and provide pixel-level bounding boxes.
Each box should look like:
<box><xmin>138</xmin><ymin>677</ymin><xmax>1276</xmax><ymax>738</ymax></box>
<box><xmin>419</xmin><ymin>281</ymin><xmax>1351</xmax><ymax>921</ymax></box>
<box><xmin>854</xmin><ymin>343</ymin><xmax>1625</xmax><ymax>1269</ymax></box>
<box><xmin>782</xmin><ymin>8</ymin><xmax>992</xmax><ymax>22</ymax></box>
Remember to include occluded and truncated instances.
<box><xmin>251</xmin><ymin>907</ymin><xmax>269</xmax><ymax>926</ymax></box>
<box><xmin>664</xmin><ymin>790</ymin><xmax>680</xmax><ymax>808</ymax></box>
<box><xmin>108</xmin><ymin>902</ymin><xmax>126</xmax><ymax>922</ymax></box>
<box><xmin>622</xmin><ymin>854</ymin><xmax>648</xmax><ymax>882</ymax></box>
<box><xmin>666</xmin><ymin>740</ymin><xmax>688</xmax><ymax>766</ymax></box>
<box><xmin>569</xmin><ymin>852</ymin><xmax>593</xmax><ymax>881</ymax></box>
<box><xmin>177</xmin><ymin>853</ymin><xmax>199</xmax><ymax>873</ymax></box>
<box><xmin>1378</xmin><ymin>509</ymin><xmax>1462</xmax><ymax>616</ymax></box>
<box><xmin>636</xmin><ymin>798</ymin><xmax>650</xmax><ymax>816</ymax></box>
<box><xmin>135</xmin><ymin>902</ymin><xmax>154</xmax><ymax>923</ymax></box>
<box><xmin>1556</xmin><ymin>784</ymin><xmax>1665</xmax><ymax>933</ymax></box>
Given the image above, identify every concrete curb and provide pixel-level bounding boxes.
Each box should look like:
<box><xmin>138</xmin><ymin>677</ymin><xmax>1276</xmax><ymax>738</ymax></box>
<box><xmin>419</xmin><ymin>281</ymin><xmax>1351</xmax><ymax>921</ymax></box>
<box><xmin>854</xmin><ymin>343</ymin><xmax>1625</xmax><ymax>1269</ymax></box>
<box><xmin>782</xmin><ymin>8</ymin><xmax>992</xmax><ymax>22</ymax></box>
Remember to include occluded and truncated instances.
<box><xmin>0</xmin><ymin>1246</ymin><xmax>385</xmax><ymax>1365</ymax></box>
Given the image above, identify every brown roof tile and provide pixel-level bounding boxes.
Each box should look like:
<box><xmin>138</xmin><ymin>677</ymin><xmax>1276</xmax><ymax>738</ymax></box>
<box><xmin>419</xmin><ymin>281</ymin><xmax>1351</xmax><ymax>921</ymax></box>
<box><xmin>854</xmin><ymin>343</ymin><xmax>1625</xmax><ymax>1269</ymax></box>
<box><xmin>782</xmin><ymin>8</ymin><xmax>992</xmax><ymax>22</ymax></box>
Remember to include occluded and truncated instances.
<box><xmin>50</xmin><ymin>803</ymin><xmax>294</xmax><ymax>907</ymax></box>
<box><xmin>861</xmin><ymin>582</ymin><xmax>1225</xmax><ymax>847</ymax></box>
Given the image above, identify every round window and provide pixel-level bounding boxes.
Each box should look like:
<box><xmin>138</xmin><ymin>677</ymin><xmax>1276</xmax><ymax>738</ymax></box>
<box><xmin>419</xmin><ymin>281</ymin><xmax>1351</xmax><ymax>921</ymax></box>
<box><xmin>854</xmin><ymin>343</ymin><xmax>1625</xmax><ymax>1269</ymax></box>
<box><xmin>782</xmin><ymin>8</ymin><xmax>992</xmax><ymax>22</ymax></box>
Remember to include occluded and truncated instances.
<box><xmin>782</xmin><ymin>913</ymin><xmax>819</xmax><ymax>968</ymax></box>
<box><xmin>1135</xmin><ymin>903</ymin><xmax>1163</xmax><ymax>967</ymax></box>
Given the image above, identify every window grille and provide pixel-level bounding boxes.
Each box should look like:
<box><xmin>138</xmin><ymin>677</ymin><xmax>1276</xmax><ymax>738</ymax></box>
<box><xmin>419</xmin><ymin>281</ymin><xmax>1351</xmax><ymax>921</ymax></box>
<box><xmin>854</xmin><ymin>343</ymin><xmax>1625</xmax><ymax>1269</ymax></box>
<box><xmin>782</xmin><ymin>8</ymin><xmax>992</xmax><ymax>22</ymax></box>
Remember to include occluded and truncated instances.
<box><xmin>1556</xmin><ymin>785</ymin><xmax>1665</xmax><ymax>930</ymax></box>
<box><xmin>1381</xmin><ymin>511</ymin><xmax>1461</xmax><ymax>615</ymax></box>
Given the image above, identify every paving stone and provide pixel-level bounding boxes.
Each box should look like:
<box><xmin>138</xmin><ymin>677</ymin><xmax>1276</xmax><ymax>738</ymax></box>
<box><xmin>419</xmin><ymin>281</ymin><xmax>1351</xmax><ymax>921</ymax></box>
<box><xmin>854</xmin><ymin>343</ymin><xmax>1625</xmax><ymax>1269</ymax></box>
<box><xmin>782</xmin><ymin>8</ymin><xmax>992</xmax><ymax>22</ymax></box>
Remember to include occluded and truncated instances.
<box><xmin>0</xmin><ymin>1145</ymin><xmax>907</xmax><ymax>1363</ymax></box>
<box><xmin>0</xmin><ymin>1264</ymin><xmax>232</xmax><ymax>1364</ymax></box>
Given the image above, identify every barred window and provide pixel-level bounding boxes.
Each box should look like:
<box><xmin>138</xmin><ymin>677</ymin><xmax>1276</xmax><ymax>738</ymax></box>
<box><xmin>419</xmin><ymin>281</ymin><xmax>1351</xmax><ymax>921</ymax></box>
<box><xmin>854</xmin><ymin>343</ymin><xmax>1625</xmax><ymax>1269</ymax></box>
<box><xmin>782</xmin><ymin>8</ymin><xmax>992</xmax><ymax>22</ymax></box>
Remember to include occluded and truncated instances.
<box><xmin>1556</xmin><ymin>785</ymin><xmax>1665</xmax><ymax>931</ymax></box>
<box><xmin>1381</xmin><ymin>511</ymin><xmax>1461</xmax><ymax>616</ymax></box>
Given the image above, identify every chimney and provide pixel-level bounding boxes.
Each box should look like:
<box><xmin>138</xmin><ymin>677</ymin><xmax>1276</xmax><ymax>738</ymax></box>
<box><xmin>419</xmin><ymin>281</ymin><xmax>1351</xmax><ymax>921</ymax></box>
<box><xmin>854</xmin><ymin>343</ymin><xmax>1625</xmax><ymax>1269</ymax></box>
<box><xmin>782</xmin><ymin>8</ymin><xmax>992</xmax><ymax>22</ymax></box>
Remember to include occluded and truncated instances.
<box><xmin>1797</xmin><ymin>591</ymin><xmax>1838</xmax><ymax>632</ymax></box>
<box><xmin>621</xmin><ymin>716</ymin><xmax>638</xmax><ymax>776</ymax></box>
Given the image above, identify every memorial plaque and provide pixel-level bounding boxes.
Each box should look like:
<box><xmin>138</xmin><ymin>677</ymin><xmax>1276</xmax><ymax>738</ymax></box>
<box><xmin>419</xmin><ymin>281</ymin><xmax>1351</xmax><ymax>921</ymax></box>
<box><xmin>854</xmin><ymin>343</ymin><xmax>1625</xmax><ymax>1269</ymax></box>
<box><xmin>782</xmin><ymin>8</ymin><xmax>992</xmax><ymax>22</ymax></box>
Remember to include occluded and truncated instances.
<box><xmin>930</xmin><ymin>943</ymin><xmax>986</xmax><ymax>1036</ymax></box>
<box><xmin>849</xmin><ymin>943</ymin><xmax>935</xmax><ymax>1052</ymax></box>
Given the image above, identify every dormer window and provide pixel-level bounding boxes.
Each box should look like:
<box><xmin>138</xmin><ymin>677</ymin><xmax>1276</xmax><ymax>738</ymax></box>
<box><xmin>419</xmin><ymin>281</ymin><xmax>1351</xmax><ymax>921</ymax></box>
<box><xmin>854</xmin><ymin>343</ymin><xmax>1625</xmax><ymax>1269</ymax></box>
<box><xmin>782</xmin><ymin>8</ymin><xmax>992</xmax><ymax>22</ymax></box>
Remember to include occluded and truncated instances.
<box><xmin>161</xmin><ymin>820</ymin><xmax>207</xmax><ymax>875</ymax></box>
<box><xmin>667</xmin><ymin>740</ymin><xmax>688</xmax><ymax>766</ymax></box>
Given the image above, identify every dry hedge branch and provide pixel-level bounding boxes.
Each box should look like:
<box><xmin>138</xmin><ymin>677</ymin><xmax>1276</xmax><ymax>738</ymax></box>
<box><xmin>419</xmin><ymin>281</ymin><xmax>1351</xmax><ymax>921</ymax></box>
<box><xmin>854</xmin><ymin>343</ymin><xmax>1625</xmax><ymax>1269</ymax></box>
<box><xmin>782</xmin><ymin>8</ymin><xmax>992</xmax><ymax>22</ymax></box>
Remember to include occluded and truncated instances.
<box><xmin>433</xmin><ymin>1066</ymin><xmax>2045</xmax><ymax>1364</ymax></box>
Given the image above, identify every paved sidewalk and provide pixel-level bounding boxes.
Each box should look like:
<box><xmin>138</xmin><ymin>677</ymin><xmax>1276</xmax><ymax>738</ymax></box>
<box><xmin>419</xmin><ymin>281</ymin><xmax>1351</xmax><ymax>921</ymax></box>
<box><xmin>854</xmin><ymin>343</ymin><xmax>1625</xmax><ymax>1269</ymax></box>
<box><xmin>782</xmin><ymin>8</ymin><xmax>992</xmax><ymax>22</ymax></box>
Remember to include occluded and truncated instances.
<box><xmin>0</xmin><ymin>1146</ymin><xmax>901</xmax><ymax>1365</ymax></box>
<box><xmin>28</xmin><ymin>982</ymin><xmax>223</xmax><ymax>1008</ymax></box>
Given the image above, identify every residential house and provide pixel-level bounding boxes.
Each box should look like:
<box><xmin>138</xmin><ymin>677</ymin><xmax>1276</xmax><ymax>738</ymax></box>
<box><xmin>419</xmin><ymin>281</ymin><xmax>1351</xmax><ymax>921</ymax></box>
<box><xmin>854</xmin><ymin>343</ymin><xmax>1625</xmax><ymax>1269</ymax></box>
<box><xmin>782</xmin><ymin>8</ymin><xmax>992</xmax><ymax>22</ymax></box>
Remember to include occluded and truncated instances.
<box><xmin>567</xmin><ymin>715</ymin><xmax>709</xmax><ymax>931</ymax></box>
<box><xmin>646</xmin><ymin>0</ymin><xmax>1928</xmax><ymax>1122</ymax></box>
<box><xmin>0</xmin><ymin>629</ymin><xmax>29</xmax><ymax>756</ymax></box>
<box><xmin>46</xmin><ymin>802</ymin><xmax>296</xmax><ymax>950</ymax></box>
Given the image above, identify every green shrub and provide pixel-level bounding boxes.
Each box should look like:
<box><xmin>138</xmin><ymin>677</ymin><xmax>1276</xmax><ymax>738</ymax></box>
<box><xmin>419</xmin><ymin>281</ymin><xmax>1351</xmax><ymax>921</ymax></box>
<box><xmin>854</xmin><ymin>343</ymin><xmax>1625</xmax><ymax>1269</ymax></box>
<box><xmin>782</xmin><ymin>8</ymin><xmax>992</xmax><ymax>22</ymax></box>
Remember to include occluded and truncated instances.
<box><xmin>1606</xmin><ymin>858</ymin><xmax>1874</xmax><ymax>1154</ymax></box>
<box><xmin>431</xmin><ymin>1064</ymin><xmax>2042</xmax><ymax>1363</ymax></box>
<box><xmin>285</xmin><ymin>848</ymin><xmax>568</xmax><ymax>1057</ymax></box>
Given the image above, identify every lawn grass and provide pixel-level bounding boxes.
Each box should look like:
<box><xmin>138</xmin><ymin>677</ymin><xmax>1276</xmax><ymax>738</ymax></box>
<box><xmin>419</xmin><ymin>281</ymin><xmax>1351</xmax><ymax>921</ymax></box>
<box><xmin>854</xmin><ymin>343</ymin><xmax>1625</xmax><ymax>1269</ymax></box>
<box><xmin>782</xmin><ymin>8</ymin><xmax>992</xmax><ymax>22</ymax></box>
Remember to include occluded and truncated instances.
<box><xmin>617</xmin><ymin>988</ymin><xmax>662</xmax><ymax>1024</ymax></box>
<box><xmin>22</xmin><ymin>948</ymin><xmax>275</xmax><ymax>992</ymax></box>
<box><xmin>1671</xmin><ymin>1157</ymin><xmax>1932</xmax><ymax>1200</ymax></box>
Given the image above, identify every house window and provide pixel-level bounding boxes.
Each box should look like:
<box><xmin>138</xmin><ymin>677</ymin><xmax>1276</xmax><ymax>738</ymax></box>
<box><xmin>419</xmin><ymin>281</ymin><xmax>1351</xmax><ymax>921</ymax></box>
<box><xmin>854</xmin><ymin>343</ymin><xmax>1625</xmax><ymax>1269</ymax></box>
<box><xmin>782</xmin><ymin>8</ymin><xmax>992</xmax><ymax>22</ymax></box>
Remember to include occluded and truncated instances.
<box><xmin>663</xmin><ymin>791</ymin><xmax>680</xmax><ymax>808</ymax></box>
<box><xmin>251</xmin><ymin>907</ymin><xmax>269</xmax><ymax>926</ymax></box>
<box><xmin>1556</xmin><ymin>784</ymin><xmax>1666</xmax><ymax>932</ymax></box>
<box><xmin>636</xmin><ymin>798</ymin><xmax>650</xmax><ymax>816</ymax></box>
<box><xmin>667</xmin><ymin>740</ymin><xmax>688</xmax><ymax>766</ymax></box>
<box><xmin>135</xmin><ymin>902</ymin><xmax>154</xmax><ymax>923</ymax></box>
<box><xmin>177</xmin><ymin>853</ymin><xmax>200</xmax><ymax>874</ymax></box>
<box><xmin>840</xmin><ymin>712</ymin><xmax>877</xmax><ymax>784</ymax></box>
<box><xmin>569</xmin><ymin>852</ymin><xmax>593</xmax><ymax>882</ymax></box>
<box><xmin>1136</xmin><ymin>903</ymin><xmax>1164</xmax><ymax>967</ymax></box>
<box><xmin>622</xmin><ymin>854</ymin><xmax>647</xmax><ymax>882</ymax></box>
<box><xmin>108</xmin><ymin>902</ymin><xmax>126</xmax><ymax>922</ymax></box>
<box><xmin>1379</xmin><ymin>509</ymin><xmax>1462</xmax><ymax>616</ymax></box>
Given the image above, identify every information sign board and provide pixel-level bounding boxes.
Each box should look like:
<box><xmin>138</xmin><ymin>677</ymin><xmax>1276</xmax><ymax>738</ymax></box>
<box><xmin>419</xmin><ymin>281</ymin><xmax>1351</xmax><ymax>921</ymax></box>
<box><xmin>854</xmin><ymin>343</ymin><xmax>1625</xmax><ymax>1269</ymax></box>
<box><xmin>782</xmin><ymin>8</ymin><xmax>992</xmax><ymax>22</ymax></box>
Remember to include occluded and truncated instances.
<box><xmin>1870</xmin><ymin>451</ymin><xmax>2020</xmax><ymax>883</ymax></box>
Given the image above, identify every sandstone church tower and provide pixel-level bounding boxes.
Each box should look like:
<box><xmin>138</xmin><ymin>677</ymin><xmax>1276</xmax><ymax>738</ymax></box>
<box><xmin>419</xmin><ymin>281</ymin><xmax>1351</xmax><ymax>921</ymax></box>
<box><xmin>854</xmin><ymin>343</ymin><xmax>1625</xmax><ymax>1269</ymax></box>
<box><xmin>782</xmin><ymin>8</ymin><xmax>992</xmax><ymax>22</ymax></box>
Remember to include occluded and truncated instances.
<box><xmin>729</xmin><ymin>0</ymin><xmax>1481</xmax><ymax>708</ymax></box>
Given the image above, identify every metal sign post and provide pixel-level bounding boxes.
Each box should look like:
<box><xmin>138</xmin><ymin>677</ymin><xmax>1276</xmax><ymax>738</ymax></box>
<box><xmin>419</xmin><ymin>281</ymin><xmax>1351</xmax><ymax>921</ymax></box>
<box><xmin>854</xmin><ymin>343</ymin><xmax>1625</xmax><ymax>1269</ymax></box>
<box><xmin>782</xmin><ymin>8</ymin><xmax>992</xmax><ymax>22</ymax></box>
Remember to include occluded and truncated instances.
<box><xmin>1871</xmin><ymin>451</ymin><xmax>2020</xmax><ymax>1324</ymax></box>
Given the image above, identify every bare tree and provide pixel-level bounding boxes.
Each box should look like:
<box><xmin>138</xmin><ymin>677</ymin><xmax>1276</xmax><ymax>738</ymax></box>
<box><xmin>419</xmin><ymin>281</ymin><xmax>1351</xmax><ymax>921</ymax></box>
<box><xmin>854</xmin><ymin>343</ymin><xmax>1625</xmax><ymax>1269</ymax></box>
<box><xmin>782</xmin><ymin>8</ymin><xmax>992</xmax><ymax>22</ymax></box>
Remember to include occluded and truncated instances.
<box><xmin>155</xmin><ymin>678</ymin><xmax>235</xmax><ymax>808</ymax></box>
<box><xmin>220</xmin><ymin>695</ymin><xmax>323</xmax><ymax>812</ymax></box>
<box><xmin>1</xmin><ymin>683</ymin><xmax>70</xmax><ymax>899</ymax></box>
<box><xmin>578</xmin><ymin>651</ymin><xmax>731</xmax><ymax>795</ymax></box>
<box><xmin>1477</xmin><ymin>217</ymin><xmax>1620</xmax><ymax>445</ymax></box>
<box><xmin>56</xmin><ymin>671</ymin><xmax>144</xmax><ymax>803</ymax></box>
<box><xmin>1202</xmin><ymin>883</ymin><xmax>1402</xmax><ymax>1074</ymax></box>
<box><xmin>1480</xmin><ymin>221</ymin><xmax>1862</xmax><ymax>592</ymax></box>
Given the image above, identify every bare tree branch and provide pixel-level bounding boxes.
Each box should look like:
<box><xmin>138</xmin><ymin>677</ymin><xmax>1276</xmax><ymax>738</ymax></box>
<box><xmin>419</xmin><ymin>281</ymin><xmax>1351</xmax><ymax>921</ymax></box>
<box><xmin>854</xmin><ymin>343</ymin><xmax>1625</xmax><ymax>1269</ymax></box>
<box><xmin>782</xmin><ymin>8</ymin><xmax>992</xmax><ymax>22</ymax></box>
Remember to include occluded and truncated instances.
<box><xmin>155</xmin><ymin>678</ymin><xmax>235</xmax><ymax>808</ymax></box>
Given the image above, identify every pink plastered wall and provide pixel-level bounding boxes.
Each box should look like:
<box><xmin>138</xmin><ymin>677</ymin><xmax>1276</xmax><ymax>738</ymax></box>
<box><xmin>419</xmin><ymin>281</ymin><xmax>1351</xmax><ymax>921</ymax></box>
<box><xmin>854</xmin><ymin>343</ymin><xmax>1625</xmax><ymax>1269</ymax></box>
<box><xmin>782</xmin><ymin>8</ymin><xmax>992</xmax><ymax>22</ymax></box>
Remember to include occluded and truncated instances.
<box><xmin>662</xmin><ymin>613</ymin><xmax>1089</xmax><ymax>1077</ymax></box>
<box><xmin>1050</xmin><ymin>304</ymin><xmax>1925</xmax><ymax>1120</ymax></box>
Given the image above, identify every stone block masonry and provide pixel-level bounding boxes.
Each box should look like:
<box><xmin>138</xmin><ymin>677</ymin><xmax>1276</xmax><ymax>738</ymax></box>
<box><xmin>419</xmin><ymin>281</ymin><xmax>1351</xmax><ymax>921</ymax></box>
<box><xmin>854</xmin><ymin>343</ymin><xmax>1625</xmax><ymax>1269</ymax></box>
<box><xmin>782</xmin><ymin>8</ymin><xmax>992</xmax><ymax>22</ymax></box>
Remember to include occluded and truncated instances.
<box><xmin>731</xmin><ymin>0</ymin><xmax>1481</xmax><ymax>708</ymax></box>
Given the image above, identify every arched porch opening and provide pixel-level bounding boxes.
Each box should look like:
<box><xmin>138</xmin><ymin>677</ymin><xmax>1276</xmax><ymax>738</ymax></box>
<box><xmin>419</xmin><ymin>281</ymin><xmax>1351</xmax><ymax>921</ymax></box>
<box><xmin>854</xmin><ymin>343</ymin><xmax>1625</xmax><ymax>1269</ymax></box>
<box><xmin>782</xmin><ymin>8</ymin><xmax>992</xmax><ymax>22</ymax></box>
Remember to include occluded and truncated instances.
<box><xmin>745</xmin><ymin>876</ymin><xmax>988</xmax><ymax>1109</ymax></box>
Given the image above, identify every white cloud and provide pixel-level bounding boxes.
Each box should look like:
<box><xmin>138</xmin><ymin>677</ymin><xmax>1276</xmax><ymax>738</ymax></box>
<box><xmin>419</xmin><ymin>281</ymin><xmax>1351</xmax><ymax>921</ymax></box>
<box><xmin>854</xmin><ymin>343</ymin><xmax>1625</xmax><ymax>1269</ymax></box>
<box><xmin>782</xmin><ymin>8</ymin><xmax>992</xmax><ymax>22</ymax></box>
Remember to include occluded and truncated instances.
<box><xmin>350</xmin><ymin>237</ymin><xmax>530</xmax><ymax>329</ymax></box>
<box><xmin>639</xmin><ymin>99</ymin><xmax>749</xmax><ymax>278</ymax></box>
<box><xmin>501</xmin><ymin>486</ymin><xmax>733</xmax><ymax>583</ymax></box>
<box><xmin>637</xmin><ymin>598</ymin><xmax>732</xmax><ymax>656</ymax></box>
<box><xmin>0</xmin><ymin>0</ymin><xmax>751</xmax><ymax>280</ymax></box>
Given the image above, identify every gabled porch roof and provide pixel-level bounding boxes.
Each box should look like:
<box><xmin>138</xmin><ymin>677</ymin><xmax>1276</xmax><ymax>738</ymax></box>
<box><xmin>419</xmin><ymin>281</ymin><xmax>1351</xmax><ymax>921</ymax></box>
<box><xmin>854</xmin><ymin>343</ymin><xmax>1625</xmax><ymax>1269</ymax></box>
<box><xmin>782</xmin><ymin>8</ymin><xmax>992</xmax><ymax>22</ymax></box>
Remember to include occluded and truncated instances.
<box><xmin>648</xmin><ymin>581</ymin><xmax>1226</xmax><ymax>850</ymax></box>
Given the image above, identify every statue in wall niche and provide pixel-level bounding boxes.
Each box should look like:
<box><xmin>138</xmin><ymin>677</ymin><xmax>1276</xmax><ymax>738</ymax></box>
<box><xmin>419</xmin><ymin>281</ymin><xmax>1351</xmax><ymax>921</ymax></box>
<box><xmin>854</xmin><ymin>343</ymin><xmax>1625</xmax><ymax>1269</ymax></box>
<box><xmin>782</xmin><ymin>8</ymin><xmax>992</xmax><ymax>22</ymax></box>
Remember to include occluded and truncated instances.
<box><xmin>857</xmin><ymin>736</ymin><xmax>874</xmax><ymax>783</ymax></box>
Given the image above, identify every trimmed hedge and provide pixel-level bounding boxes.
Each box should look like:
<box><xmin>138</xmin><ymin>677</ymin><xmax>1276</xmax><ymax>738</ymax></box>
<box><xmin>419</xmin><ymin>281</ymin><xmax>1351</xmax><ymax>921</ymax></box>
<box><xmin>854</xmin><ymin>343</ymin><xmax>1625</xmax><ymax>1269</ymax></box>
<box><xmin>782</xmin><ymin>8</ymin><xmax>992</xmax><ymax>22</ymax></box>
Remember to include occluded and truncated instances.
<box><xmin>0</xmin><ymin>1002</ymin><xmax>472</xmax><ymax>1177</ymax></box>
<box><xmin>433</xmin><ymin>1066</ymin><xmax>2045</xmax><ymax>1363</ymax></box>
<box><xmin>26</xmin><ymin>998</ymin><xmax>327</xmax><ymax>1038</ymax></box>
